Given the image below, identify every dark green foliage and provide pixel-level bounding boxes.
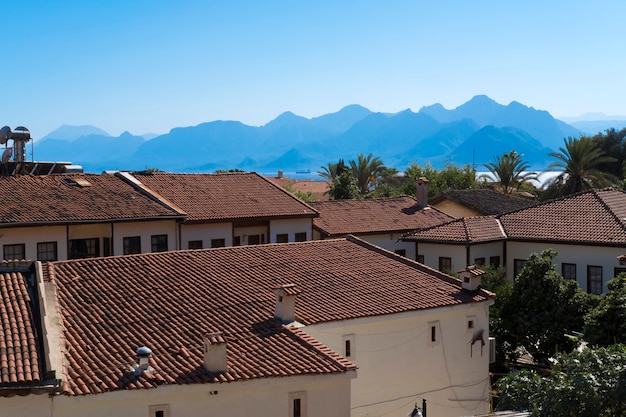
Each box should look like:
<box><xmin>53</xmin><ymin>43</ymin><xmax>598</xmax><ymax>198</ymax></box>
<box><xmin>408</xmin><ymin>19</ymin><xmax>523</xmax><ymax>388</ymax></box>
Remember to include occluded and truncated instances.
<box><xmin>584</xmin><ymin>274</ymin><xmax>626</xmax><ymax>346</ymax></box>
<box><xmin>328</xmin><ymin>169</ymin><xmax>358</xmax><ymax>200</ymax></box>
<box><xmin>348</xmin><ymin>153</ymin><xmax>386</xmax><ymax>196</ymax></box>
<box><xmin>496</xmin><ymin>345</ymin><xmax>626</xmax><ymax>417</ymax></box>
<box><xmin>478</xmin><ymin>265</ymin><xmax>512</xmax><ymax>371</ymax></box>
<box><xmin>499</xmin><ymin>250</ymin><xmax>590</xmax><ymax>364</ymax></box>
<box><xmin>402</xmin><ymin>162</ymin><xmax>477</xmax><ymax>197</ymax></box>
<box><xmin>482</xmin><ymin>150</ymin><xmax>537</xmax><ymax>194</ymax></box>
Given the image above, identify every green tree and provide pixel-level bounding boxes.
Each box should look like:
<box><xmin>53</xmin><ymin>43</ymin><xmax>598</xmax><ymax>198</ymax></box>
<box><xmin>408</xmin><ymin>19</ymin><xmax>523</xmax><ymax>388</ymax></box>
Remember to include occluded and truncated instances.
<box><xmin>328</xmin><ymin>169</ymin><xmax>358</xmax><ymax>200</ymax></box>
<box><xmin>478</xmin><ymin>265</ymin><xmax>512</xmax><ymax>371</ymax></box>
<box><xmin>544</xmin><ymin>136</ymin><xmax>618</xmax><ymax>199</ymax></box>
<box><xmin>318</xmin><ymin>159</ymin><xmax>346</xmax><ymax>184</ymax></box>
<box><xmin>496</xmin><ymin>345</ymin><xmax>626</xmax><ymax>416</ymax></box>
<box><xmin>592</xmin><ymin>128</ymin><xmax>626</xmax><ymax>180</ymax></box>
<box><xmin>483</xmin><ymin>150</ymin><xmax>537</xmax><ymax>194</ymax></box>
<box><xmin>372</xmin><ymin>166</ymin><xmax>402</xmax><ymax>198</ymax></box>
<box><xmin>499</xmin><ymin>249</ymin><xmax>590</xmax><ymax>364</ymax></box>
<box><xmin>583</xmin><ymin>274</ymin><xmax>626</xmax><ymax>346</ymax></box>
<box><xmin>349</xmin><ymin>153</ymin><xmax>385</xmax><ymax>196</ymax></box>
<box><xmin>401</xmin><ymin>162</ymin><xmax>477</xmax><ymax>197</ymax></box>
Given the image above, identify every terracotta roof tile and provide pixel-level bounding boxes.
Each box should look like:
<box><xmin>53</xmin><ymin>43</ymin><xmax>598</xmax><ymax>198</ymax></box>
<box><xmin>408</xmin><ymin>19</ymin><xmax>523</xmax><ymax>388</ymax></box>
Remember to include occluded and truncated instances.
<box><xmin>403</xmin><ymin>216</ymin><xmax>506</xmax><ymax>244</ymax></box>
<box><xmin>46</xmin><ymin>237</ymin><xmax>491</xmax><ymax>395</ymax></box>
<box><xmin>127</xmin><ymin>172</ymin><xmax>318</xmax><ymax>222</ymax></box>
<box><xmin>310</xmin><ymin>196</ymin><xmax>453</xmax><ymax>237</ymax></box>
<box><xmin>498</xmin><ymin>188</ymin><xmax>626</xmax><ymax>244</ymax></box>
<box><xmin>0</xmin><ymin>174</ymin><xmax>182</xmax><ymax>225</ymax></box>
<box><xmin>430</xmin><ymin>189</ymin><xmax>536</xmax><ymax>215</ymax></box>
<box><xmin>0</xmin><ymin>270</ymin><xmax>44</xmax><ymax>386</ymax></box>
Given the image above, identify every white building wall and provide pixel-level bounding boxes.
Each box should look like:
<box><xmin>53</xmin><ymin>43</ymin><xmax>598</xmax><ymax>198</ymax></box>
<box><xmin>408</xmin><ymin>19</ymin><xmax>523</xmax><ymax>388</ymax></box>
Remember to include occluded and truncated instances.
<box><xmin>303</xmin><ymin>302</ymin><xmax>492</xmax><ymax>417</ymax></box>
<box><xmin>0</xmin><ymin>394</ymin><xmax>52</xmax><ymax>417</ymax></box>
<box><xmin>416</xmin><ymin>243</ymin><xmax>466</xmax><ymax>272</ymax></box>
<box><xmin>0</xmin><ymin>225</ymin><xmax>66</xmax><ymax>261</ymax></box>
<box><xmin>359</xmin><ymin>233</ymin><xmax>416</xmax><ymax>259</ymax></box>
<box><xmin>112</xmin><ymin>220</ymin><xmax>178</xmax><ymax>254</ymax></box>
<box><xmin>269</xmin><ymin>218</ymin><xmax>312</xmax><ymax>243</ymax></box>
<box><xmin>180</xmin><ymin>223</ymin><xmax>233</xmax><ymax>249</ymax></box>
<box><xmin>52</xmin><ymin>373</ymin><xmax>353</xmax><ymax>417</ymax></box>
<box><xmin>468</xmin><ymin>241</ymin><xmax>505</xmax><ymax>267</ymax></box>
<box><xmin>506</xmin><ymin>241</ymin><xmax>626</xmax><ymax>293</ymax></box>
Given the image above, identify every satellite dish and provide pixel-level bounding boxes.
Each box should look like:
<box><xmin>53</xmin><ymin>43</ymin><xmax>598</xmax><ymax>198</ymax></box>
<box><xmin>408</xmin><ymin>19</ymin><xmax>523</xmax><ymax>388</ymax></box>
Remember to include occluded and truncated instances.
<box><xmin>0</xmin><ymin>126</ymin><xmax>10</xmax><ymax>145</ymax></box>
<box><xmin>1</xmin><ymin>148</ymin><xmax>12</xmax><ymax>164</ymax></box>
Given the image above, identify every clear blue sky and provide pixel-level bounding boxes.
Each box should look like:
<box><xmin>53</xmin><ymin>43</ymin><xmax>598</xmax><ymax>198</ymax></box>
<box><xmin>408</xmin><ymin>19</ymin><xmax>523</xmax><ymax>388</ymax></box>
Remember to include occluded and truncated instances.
<box><xmin>3</xmin><ymin>1</ymin><xmax>625</xmax><ymax>138</ymax></box>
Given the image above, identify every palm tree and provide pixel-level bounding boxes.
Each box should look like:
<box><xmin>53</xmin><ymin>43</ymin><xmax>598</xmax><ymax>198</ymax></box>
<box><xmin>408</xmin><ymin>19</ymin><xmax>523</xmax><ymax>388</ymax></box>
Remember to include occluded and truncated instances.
<box><xmin>318</xmin><ymin>159</ymin><xmax>346</xmax><ymax>184</ymax></box>
<box><xmin>349</xmin><ymin>153</ymin><xmax>385</xmax><ymax>196</ymax></box>
<box><xmin>483</xmin><ymin>150</ymin><xmax>537</xmax><ymax>194</ymax></box>
<box><xmin>545</xmin><ymin>136</ymin><xmax>618</xmax><ymax>197</ymax></box>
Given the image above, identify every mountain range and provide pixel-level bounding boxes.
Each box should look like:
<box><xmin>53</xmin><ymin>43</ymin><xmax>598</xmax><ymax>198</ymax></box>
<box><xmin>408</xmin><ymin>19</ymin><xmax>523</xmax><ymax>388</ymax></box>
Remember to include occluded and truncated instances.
<box><xmin>30</xmin><ymin>95</ymin><xmax>626</xmax><ymax>175</ymax></box>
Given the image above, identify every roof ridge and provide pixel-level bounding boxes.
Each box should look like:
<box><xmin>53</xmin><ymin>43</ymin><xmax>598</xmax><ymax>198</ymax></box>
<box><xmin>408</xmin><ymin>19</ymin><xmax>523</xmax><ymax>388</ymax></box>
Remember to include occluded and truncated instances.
<box><xmin>591</xmin><ymin>188</ymin><xmax>626</xmax><ymax>235</ymax></box>
<box><xmin>254</xmin><ymin>172</ymin><xmax>320</xmax><ymax>215</ymax></box>
<box><xmin>283</xmin><ymin>326</ymin><xmax>357</xmax><ymax>372</ymax></box>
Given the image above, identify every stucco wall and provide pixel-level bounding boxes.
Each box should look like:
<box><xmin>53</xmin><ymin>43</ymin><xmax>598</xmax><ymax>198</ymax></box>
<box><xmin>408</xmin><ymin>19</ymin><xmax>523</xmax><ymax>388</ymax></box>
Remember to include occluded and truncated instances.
<box><xmin>359</xmin><ymin>233</ymin><xmax>416</xmax><ymax>259</ymax></box>
<box><xmin>0</xmin><ymin>394</ymin><xmax>52</xmax><ymax>417</ymax></box>
<box><xmin>180</xmin><ymin>222</ymin><xmax>233</xmax><ymax>248</ymax></box>
<box><xmin>52</xmin><ymin>373</ymin><xmax>353</xmax><ymax>417</ymax></box>
<box><xmin>506</xmin><ymin>241</ymin><xmax>626</xmax><ymax>293</ymax></box>
<box><xmin>304</xmin><ymin>302</ymin><xmax>492</xmax><ymax>417</ymax></box>
<box><xmin>269</xmin><ymin>218</ymin><xmax>312</xmax><ymax>243</ymax></box>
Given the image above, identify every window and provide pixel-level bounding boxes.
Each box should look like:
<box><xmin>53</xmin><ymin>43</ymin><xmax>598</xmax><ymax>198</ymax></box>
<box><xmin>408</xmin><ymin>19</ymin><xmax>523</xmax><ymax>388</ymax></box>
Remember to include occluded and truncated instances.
<box><xmin>489</xmin><ymin>256</ymin><xmax>501</xmax><ymax>267</ymax></box>
<box><xmin>562</xmin><ymin>263</ymin><xmax>577</xmax><ymax>281</ymax></box>
<box><xmin>151</xmin><ymin>235</ymin><xmax>168</xmax><ymax>252</ymax></box>
<box><xmin>276</xmin><ymin>233</ymin><xmax>289</xmax><ymax>243</ymax></box>
<box><xmin>342</xmin><ymin>334</ymin><xmax>355</xmax><ymax>359</ymax></box>
<box><xmin>395</xmin><ymin>249</ymin><xmax>406</xmax><ymax>257</ymax></box>
<box><xmin>417</xmin><ymin>254</ymin><xmax>425</xmax><ymax>264</ymax></box>
<box><xmin>103</xmin><ymin>237</ymin><xmax>112</xmax><ymax>257</ymax></box>
<box><xmin>37</xmin><ymin>242</ymin><xmax>58</xmax><ymax>262</ymax></box>
<box><xmin>466</xmin><ymin>315</ymin><xmax>477</xmax><ymax>333</ymax></box>
<box><xmin>289</xmin><ymin>392</ymin><xmax>307</xmax><ymax>417</ymax></box>
<box><xmin>3</xmin><ymin>243</ymin><xmax>25</xmax><ymax>261</ymax></box>
<box><xmin>189</xmin><ymin>240</ymin><xmax>203</xmax><ymax>250</ymax></box>
<box><xmin>513</xmin><ymin>259</ymin><xmax>527</xmax><ymax>277</ymax></box>
<box><xmin>428</xmin><ymin>321</ymin><xmax>440</xmax><ymax>347</ymax></box>
<box><xmin>123</xmin><ymin>236</ymin><xmax>141</xmax><ymax>255</ymax></box>
<box><xmin>614</xmin><ymin>267</ymin><xmax>626</xmax><ymax>278</ymax></box>
<box><xmin>438</xmin><ymin>257</ymin><xmax>452</xmax><ymax>273</ymax></box>
<box><xmin>587</xmin><ymin>265</ymin><xmax>603</xmax><ymax>295</ymax></box>
<box><xmin>248</xmin><ymin>234</ymin><xmax>262</xmax><ymax>245</ymax></box>
<box><xmin>210</xmin><ymin>239</ymin><xmax>225</xmax><ymax>248</ymax></box>
<box><xmin>69</xmin><ymin>238</ymin><xmax>99</xmax><ymax>259</ymax></box>
<box><xmin>148</xmin><ymin>404</ymin><xmax>170</xmax><ymax>417</ymax></box>
<box><xmin>234</xmin><ymin>236</ymin><xmax>241</xmax><ymax>246</ymax></box>
<box><xmin>474</xmin><ymin>257</ymin><xmax>485</xmax><ymax>266</ymax></box>
<box><xmin>294</xmin><ymin>232</ymin><xmax>307</xmax><ymax>242</ymax></box>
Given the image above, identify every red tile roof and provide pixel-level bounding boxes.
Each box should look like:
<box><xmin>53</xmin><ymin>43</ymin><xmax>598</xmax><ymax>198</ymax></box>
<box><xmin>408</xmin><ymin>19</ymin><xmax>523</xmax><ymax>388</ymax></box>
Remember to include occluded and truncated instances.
<box><xmin>45</xmin><ymin>237</ymin><xmax>491</xmax><ymax>396</ymax></box>
<box><xmin>0</xmin><ymin>268</ymin><xmax>44</xmax><ymax>386</ymax></box>
<box><xmin>403</xmin><ymin>216</ymin><xmax>506</xmax><ymax>244</ymax></box>
<box><xmin>126</xmin><ymin>172</ymin><xmax>318</xmax><ymax>223</ymax></box>
<box><xmin>430</xmin><ymin>188</ymin><xmax>536</xmax><ymax>215</ymax></box>
<box><xmin>499</xmin><ymin>188</ymin><xmax>626</xmax><ymax>244</ymax></box>
<box><xmin>309</xmin><ymin>196</ymin><xmax>453</xmax><ymax>237</ymax></box>
<box><xmin>0</xmin><ymin>174</ymin><xmax>183</xmax><ymax>225</ymax></box>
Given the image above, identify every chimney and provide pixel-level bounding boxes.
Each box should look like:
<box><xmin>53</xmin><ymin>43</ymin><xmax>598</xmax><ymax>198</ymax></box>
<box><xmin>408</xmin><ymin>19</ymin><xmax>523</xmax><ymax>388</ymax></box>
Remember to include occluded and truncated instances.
<box><xmin>134</xmin><ymin>346</ymin><xmax>153</xmax><ymax>375</ymax></box>
<box><xmin>416</xmin><ymin>177</ymin><xmax>429</xmax><ymax>209</ymax></box>
<box><xmin>203</xmin><ymin>332</ymin><xmax>228</xmax><ymax>373</ymax></box>
<box><xmin>458</xmin><ymin>265</ymin><xmax>485</xmax><ymax>292</ymax></box>
<box><xmin>274</xmin><ymin>284</ymin><xmax>301</xmax><ymax>324</ymax></box>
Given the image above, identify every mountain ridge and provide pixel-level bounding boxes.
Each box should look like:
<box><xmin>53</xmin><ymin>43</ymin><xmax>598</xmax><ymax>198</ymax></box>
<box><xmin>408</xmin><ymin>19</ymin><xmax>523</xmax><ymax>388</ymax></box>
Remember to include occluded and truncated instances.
<box><xmin>32</xmin><ymin>96</ymin><xmax>622</xmax><ymax>175</ymax></box>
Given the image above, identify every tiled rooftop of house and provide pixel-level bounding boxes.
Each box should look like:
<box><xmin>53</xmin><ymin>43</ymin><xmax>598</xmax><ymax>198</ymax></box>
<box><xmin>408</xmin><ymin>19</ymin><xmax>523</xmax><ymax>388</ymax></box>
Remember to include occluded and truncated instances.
<box><xmin>430</xmin><ymin>188</ymin><xmax>536</xmax><ymax>216</ymax></box>
<box><xmin>403</xmin><ymin>216</ymin><xmax>506</xmax><ymax>244</ymax></box>
<box><xmin>0</xmin><ymin>268</ymin><xmax>44</xmax><ymax>388</ymax></box>
<box><xmin>125</xmin><ymin>172</ymin><xmax>318</xmax><ymax>222</ymax></box>
<box><xmin>45</xmin><ymin>236</ymin><xmax>491</xmax><ymax>395</ymax></box>
<box><xmin>405</xmin><ymin>188</ymin><xmax>626</xmax><ymax>246</ymax></box>
<box><xmin>265</xmin><ymin>175</ymin><xmax>330</xmax><ymax>201</ymax></box>
<box><xmin>309</xmin><ymin>196</ymin><xmax>454</xmax><ymax>237</ymax></box>
<box><xmin>0</xmin><ymin>173</ymin><xmax>183</xmax><ymax>225</ymax></box>
<box><xmin>499</xmin><ymin>188</ymin><xmax>626</xmax><ymax>244</ymax></box>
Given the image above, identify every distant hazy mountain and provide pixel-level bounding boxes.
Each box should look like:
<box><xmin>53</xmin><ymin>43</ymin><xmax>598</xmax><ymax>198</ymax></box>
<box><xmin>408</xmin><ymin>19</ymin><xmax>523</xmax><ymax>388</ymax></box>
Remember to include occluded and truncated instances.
<box><xmin>40</xmin><ymin>125</ymin><xmax>111</xmax><ymax>141</ymax></box>
<box><xmin>34</xmin><ymin>96</ymin><xmax>586</xmax><ymax>174</ymax></box>
<box><xmin>566</xmin><ymin>120</ymin><xmax>626</xmax><ymax>135</ymax></box>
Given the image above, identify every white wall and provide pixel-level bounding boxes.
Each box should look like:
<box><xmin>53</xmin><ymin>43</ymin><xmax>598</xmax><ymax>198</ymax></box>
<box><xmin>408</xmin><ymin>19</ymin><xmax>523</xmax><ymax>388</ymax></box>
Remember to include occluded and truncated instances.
<box><xmin>417</xmin><ymin>243</ymin><xmax>466</xmax><ymax>272</ymax></box>
<box><xmin>269</xmin><ymin>218</ymin><xmax>312</xmax><ymax>243</ymax></box>
<box><xmin>304</xmin><ymin>303</ymin><xmax>492</xmax><ymax>417</ymax></box>
<box><xmin>180</xmin><ymin>223</ymin><xmax>233</xmax><ymax>249</ymax></box>
<box><xmin>0</xmin><ymin>394</ymin><xmax>52</xmax><ymax>417</ymax></box>
<box><xmin>506</xmin><ymin>241</ymin><xmax>626</xmax><ymax>293</ymax></box>
<box><xmin>112</xmin><ymin>220</ymin><xmax>178</xmax><ymax>254</ymax></box>
<box><xmin>52</xmin><ymin>373</ymin><xmax>353</xmax><ymax>417</ymax></box>
<box><xmin>360</xmin><ymin>233</ymin><xmax>416</xmax><ymax>259</ymax></box>
<box><xmin>0</xmin><ymin>225</ymin><xmax>66</xmax><ymax>261</ymax></box>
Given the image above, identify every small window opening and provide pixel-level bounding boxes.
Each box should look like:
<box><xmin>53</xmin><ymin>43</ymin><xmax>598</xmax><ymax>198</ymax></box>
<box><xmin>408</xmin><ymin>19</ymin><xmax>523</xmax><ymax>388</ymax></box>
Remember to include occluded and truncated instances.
<box><xmin>345</xmin><ymin>340</ymin><xmax>351</xmax><ymax>357</ymax></box>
